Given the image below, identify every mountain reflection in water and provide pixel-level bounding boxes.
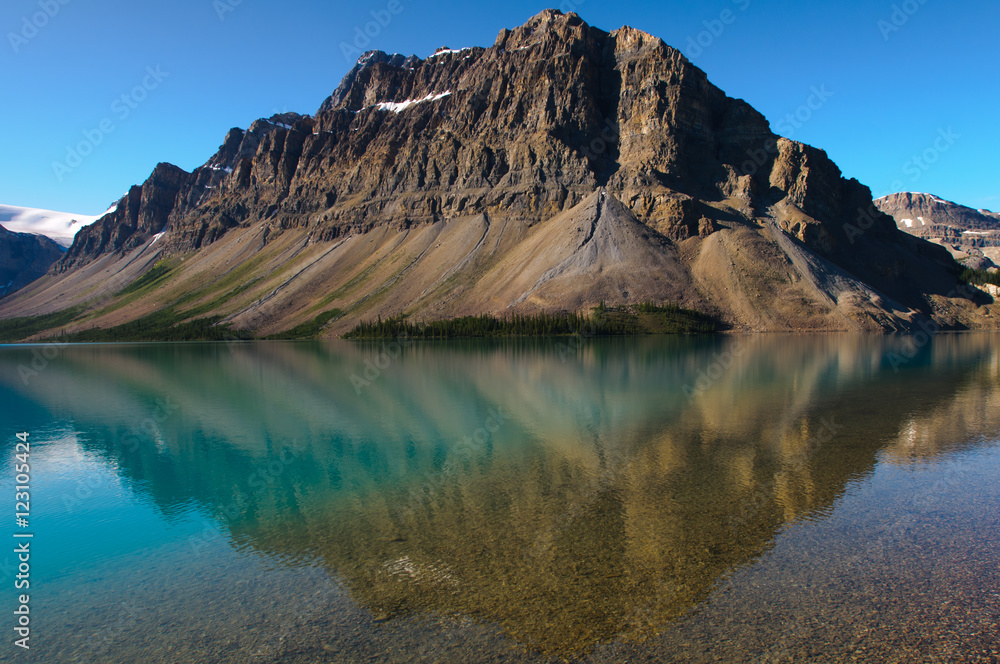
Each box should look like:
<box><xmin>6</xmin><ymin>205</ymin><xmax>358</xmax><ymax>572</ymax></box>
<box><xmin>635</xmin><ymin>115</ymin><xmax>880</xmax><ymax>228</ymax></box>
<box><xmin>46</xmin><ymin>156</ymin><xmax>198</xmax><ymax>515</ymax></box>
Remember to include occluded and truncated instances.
<box><xmin>1</xmin><ymin>334</ymin><xmax>998</xmax><ymax>656</ymax></box>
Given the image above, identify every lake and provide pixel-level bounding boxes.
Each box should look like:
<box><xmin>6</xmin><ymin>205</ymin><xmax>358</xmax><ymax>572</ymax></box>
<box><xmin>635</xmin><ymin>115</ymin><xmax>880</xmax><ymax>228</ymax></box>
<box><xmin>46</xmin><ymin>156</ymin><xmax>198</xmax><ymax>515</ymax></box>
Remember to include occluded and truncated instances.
<box><xmin>1</xmin><ymin>334</ymin><xmax>999</xmax><ymax>663</ymax></box>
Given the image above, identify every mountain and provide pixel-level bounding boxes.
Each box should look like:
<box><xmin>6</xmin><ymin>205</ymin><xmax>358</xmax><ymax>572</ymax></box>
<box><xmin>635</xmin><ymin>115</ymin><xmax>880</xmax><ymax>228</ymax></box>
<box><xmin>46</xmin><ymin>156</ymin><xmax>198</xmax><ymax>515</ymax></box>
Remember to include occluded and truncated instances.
<box><xmin>0</xmin><ymin>225</ymin><xmax>64</xmax><ymax>299</ymax></box>
<box><xmin>0</xmin><ymin>10</ymin><xmax>996</xmax><ymax>338</ymax></box>
<box><xmin>874</xmin><ymin>193</ymin><xmax>1000</xmax><ymax>270</ymax></box>
<box><xmin>0</xmin><ymin>203</ymin><xmax>111</xmax><ymax>248</ymax></box>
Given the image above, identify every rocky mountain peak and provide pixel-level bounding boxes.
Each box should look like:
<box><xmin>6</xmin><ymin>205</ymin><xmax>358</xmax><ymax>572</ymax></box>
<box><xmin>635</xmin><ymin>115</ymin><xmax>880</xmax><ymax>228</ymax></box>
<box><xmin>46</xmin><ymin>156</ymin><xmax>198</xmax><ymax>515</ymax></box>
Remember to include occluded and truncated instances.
<box><xmin>609</xmin><ymin>24</ymin><xmax>664</xmax><ymax>53</ymax></box>
<box><xmin>875</xmin><ymin>192</ymin><xmax>1000</xmax><ymax>230</ymax></box>
<box><xmin>323</xmin><ymin>51</ymin><xmax>422</xmax><ymax>112</ymax></box>
<box><xmin>11</xmin><ymin>10</ymin><xmax>991</xmax><ymax>336</ymax></box>
<box><xmin>494</xmin><ymin>9</ymin><xmax>598</xmax><ymax>50</ymax></box>
<box><xmin>58</xmin><ymin>9</ymin><xmax>898</xmax><ymax>267</ymax></box>
<box><xmin>875</xmin><ymin>192</ymin><xmax>1000</xmax><ymax>268</ymax></box>
<box><xmin>494</xmin><ymin>11</ymin><xmax>667</xmax><ymax>64</ymax></box>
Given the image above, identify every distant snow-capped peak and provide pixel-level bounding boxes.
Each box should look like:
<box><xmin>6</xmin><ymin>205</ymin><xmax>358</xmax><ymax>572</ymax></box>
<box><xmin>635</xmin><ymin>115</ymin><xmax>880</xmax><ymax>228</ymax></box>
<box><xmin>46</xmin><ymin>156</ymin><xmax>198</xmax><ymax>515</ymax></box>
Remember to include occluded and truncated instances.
<box><xmin>0</xmin><ymin>203</ymin><xmax>115</xmax><ymax>247</ymax></box>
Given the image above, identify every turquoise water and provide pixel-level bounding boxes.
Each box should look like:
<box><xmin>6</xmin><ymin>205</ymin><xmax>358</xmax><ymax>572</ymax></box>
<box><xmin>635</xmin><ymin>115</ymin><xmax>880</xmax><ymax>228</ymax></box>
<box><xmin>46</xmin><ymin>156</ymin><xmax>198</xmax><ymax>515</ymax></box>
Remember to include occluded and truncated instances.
<box><xmin>1</xmin><ymin>335</ymin><xmax>998</xmax><ymax>662</ymax></box>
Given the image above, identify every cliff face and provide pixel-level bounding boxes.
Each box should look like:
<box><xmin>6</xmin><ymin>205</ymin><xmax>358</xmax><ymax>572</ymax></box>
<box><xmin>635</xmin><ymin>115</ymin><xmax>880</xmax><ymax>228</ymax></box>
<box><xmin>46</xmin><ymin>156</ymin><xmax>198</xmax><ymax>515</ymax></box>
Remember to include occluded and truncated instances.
<box><xmin>59</xmin><ymin>113</ymin><xmax>304</xmax><ymax>271</ymax></box>
<box><xmin>58</xmin><ymin>10</ymin><xmax>894</xmax><ymax>258</ymax></box>
<box><xmin>0</xmin><ymin>225</ymin><xmax>64</xmax><ymax>298</ymax></box>
<box><xmin>185</xmin><ymin>10</ymin><xmax>892</xmax><ymax>251</ymax></box>
<box><xmin>2</xmin><ymin>10</ymin><xmax>994</xmax><ymax>335</ymax></box>
<box><xmin>875</xmin><ymin>192</ymin><xmax>1000</xmax><ymax>269</ymax></box>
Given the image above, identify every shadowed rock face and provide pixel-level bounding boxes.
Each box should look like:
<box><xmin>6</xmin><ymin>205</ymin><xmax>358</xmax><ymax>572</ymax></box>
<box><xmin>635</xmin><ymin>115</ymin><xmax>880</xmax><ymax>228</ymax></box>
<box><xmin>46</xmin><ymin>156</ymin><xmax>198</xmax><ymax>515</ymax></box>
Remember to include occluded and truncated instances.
<box><xmin>3</xmin><ymin>10</ymin><xmax>995</xmax><ymax>334</ymax></box>
<box><xmin>0</xmin><ymin>225</ymin><xmax>63</xmax><ymax>298</ymax></box>
<box><xmin>58</xmin><ymin>114</ymin><xmax>305</xmax><ymax>271</ymax></box>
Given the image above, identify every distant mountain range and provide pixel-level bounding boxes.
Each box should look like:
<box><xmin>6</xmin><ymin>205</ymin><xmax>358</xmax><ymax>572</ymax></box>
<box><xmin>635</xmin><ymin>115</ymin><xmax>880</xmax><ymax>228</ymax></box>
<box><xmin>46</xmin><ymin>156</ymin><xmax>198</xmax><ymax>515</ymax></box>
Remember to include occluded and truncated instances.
<box><xmin>0</xmin><ymin>224</ymin><xmax>64</xmax><ymax>299</ymax></box>
<box><xmin>0</xmin><ymin>10</ymin><xmax>996</xmax><ymax>337</ymax></box>
<box><xmin>874</xmin><ymin>193</ymin><xmax>1000</xmax><ymax>270</ymax></box>
<box><xmin>0</xmin><ymin>204</ymin><xmax>111</xmax><ymax>300</ymax></box>
<box><xmin>0</xmin><ymin>203</ymin><xmax>110</xmax><ymax>248</ymax></box>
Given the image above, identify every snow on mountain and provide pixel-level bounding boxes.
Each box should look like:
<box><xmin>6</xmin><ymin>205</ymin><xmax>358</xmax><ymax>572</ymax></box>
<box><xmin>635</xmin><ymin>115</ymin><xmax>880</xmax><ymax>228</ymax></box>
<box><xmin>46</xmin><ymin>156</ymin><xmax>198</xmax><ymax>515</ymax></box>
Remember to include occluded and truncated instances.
<box><xmin>429</xmin><ymin>47</ymin><xmax>472</xmax><ymax>57</ymax></box>
<box><xmin>374</xmin><ymin>92</ymin><xmax>452</xmax><ymax>113</ymax></box>
<box><xmin>0</xmin><ymin>204</ymin><xmax>115</xmax><ymax>247</ymax></box>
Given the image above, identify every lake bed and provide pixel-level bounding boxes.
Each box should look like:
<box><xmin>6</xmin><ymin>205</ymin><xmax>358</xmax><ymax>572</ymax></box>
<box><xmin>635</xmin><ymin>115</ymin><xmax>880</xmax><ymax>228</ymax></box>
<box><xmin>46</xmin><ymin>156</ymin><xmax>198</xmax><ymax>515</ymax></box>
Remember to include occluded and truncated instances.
<box><xmin>2</xmin><ymin>334</ymin><xmax>998</xmax><ymax>662</ymax></box>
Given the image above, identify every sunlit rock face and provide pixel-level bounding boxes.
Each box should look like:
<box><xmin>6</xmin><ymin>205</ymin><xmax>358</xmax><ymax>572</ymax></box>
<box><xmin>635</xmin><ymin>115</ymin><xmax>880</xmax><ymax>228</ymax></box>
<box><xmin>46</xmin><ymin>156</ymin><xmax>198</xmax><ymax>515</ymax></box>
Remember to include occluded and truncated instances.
<box><xmin>5</xmin><ymin>11</ymin><xmax>993</xmax><ymax>335</ymax></box>
<box><xmin>875</xmin><ymin>192</ymin><xmax>1000</xmax><ymax>269</ymax></box>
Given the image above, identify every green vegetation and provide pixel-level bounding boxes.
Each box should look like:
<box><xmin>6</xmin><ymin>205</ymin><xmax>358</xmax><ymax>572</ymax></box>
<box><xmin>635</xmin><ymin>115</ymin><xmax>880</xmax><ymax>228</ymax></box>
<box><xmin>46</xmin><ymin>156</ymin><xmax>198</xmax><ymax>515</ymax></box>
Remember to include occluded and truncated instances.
<box><xmin>266</xmin><ymin>309</ymin><xmax>343</xmax><ymax>340</ymax></box>
<box><xmin>0</xmin><ymin>306</ymin><xmax>86</xmax><ymax>343</ymax></box>
<box><xmin>115</xmin><ymin>261</ymin><xmax>176</xmax><ymax>297</ymax></box>
<box><xmin>961</xmin><ymin>268</ymin><xmax>1000</xmax><ymax>288</ymax></box>
<box><xmin>636</xmin><ymin>301</ymin><xmax>681</xmax><ymax>314</ymax></box>
<box><xmin>346</xmin><ymin>313</ymin><xmax>596</xmax><ymax>339</ymax></box>
<box><xmin>1</xmin><ymin>298</ymin><xmax>716</xmax><ymax>344</ymax></box>
<box><xmin>625</xmin><ymin>301</ymin><xmax>720</xmax><ymax>333</ymax></box>
<box><xmin>317</xmin><ymin>263</ymin><xmax>380</xmax><ymax>307</ymax></box>
<box><xmin>56</xmin><ymin>308</ymin><xmax>254</xmax><ymax>343</ymax></box>
<box><xmin>345</xmin><ymin>303</ymin><xmax>719</xmax><ymax>340</ymax></box>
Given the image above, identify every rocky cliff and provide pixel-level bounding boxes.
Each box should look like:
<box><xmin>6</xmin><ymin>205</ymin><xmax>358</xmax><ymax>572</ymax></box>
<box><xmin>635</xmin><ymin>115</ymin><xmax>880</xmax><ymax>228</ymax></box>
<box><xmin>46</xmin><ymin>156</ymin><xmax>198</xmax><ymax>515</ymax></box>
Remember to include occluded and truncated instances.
<box><xmin>0</xmin><ymin>225</ymin><xmax>64</xmax><ymax>299</ymax></box>
<box><xmin>59</xmin><ymin>113</ymin><xmax>304</xmax><ymax>271</ymax></box>
<box><xmin>875</xmin><ymin>192</ymin><xmax>1000</xmax><ymax>269</ymax></box>
<box><xmin>1</xmin><ymin>10</ymin><xmax>995</xmax><ymax>336</ymax></box>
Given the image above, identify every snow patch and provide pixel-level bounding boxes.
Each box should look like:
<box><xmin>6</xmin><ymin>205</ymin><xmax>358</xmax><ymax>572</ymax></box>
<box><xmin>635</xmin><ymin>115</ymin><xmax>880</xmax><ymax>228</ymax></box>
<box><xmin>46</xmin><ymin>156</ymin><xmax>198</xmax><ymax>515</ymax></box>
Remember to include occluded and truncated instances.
<box><xmin>429</xmin><ymin>47</ymin><xmax>471</xmax><ymax>58</ymax></box>
<box><xmin>918</xmin><ymin>217</ymin><xmax>926</xmax><ymax>225</ymax></box>
<box><xmin>0</xmin><ymin>204</ymin><xmax>105</xmax><ymax>247</ymax></box>
<box><xmin>150</xmin><ymin>231</ymin><xmax>166</xmax><ymax>245</ymax></box>
<box><xmin>902</xmin><ymin>219</ymin><xmax>914</xmax><ymax>228</ymax></box>
<box><xmin>374</xmin><ymin>92</ymin><xmax>452</xmax><ymax>113</ymax></box>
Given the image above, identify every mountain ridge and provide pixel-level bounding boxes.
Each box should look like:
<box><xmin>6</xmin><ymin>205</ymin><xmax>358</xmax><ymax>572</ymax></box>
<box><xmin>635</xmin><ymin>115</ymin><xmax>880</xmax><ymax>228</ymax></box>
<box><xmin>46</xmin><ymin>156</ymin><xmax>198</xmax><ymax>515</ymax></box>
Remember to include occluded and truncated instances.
<box><xmin>874</xmin><ymin>192</ymin><xmax>1000</xmax><ymax>270</ymax></box>
<box><xmin>0</xmin><ymin>225</ymin><xmax>64</xmax><ymax>299</ymax></box>
<box><xmin>1</xmin><ymin>10</ymin><xmax>996</xmax><ymax>338</ymax></box>
<box><xmin>0</xmin><ymin>203</ymin><xmax>109</xmax><ymax>247</ymax></box>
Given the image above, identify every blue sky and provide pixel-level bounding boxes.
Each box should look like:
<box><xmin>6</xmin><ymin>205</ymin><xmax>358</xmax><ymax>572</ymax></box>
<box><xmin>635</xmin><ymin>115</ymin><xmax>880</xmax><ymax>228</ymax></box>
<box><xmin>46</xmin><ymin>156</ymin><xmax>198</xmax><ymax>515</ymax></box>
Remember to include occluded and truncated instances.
<box><xmin>1</xmin><ymin>0</ymin><xmax>997</xmax><ymax>214</ymax></box>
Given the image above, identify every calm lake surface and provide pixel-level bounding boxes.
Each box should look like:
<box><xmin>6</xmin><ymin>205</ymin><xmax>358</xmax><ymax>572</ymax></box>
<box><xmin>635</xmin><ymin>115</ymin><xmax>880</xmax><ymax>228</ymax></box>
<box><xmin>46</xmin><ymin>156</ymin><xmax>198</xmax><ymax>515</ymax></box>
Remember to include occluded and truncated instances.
<box><xmin>1</xmin><ymin>335</ymin><xmax>999</xmax><ymax>663</ymax></box>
